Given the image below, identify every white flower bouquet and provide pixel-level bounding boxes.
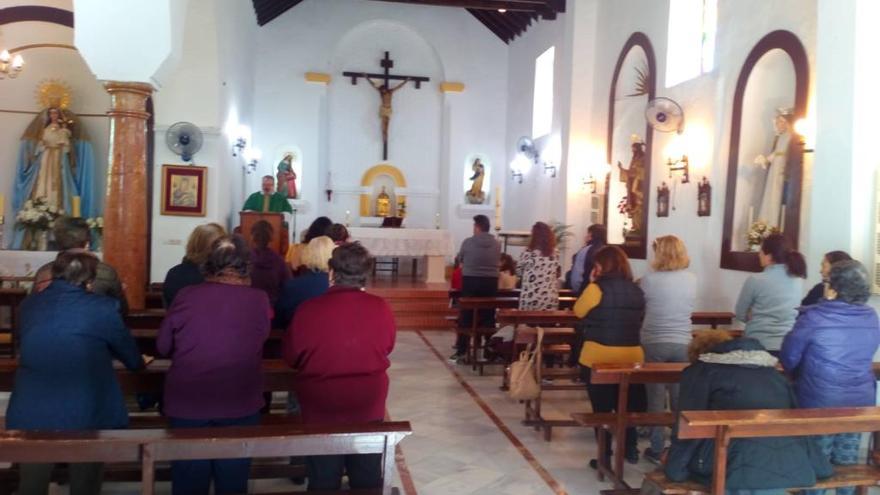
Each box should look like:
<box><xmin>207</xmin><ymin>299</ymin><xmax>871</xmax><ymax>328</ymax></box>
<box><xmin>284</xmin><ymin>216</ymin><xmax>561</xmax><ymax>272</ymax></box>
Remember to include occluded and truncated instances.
<box><xmin>15</xmin><ymin>197</ymin><xmax>60</xmax><ymax>232</ymax></box>
<box><xmin>746</xmin><ymin>220</ymin><xmax>778</xmax><ymax>250</ymax></box>
<box><xmin>86</xmin><ymin>216</ymin><xmax>104</xmax><ymax>233</ymax></box>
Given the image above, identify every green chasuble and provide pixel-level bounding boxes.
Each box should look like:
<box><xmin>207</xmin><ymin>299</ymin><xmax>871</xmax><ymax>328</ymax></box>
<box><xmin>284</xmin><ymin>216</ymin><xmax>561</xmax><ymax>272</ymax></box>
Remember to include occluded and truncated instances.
<box><xmin>242</xmin><ymin>192</ymin><xmax>293</xmax><ymax>213</ymax></box>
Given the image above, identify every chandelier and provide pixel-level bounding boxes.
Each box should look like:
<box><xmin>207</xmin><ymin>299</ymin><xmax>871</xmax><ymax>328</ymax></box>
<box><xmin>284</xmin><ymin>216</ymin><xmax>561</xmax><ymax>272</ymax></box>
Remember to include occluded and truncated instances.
<box><xmin>0</xmin><ymin>49</ymin><xmax>24</xmax><ymax>79</ymax></box>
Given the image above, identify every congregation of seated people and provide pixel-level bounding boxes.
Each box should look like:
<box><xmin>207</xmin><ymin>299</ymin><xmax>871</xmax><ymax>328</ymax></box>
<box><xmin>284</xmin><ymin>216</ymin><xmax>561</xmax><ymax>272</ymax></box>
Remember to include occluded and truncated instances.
<box><xmin>7</xmin><ymin>215</ymin><xmax>395</xmax><ymax>494</ymax></box>
<box><xmin>6</xmin><ymin>209</ymin><xmax>880</xmax><ymax>495</ymax></box>
<box><xmin>449</xmin><ymin>213</ymin><xmax>880</xmax><ymax>494</ymax></box>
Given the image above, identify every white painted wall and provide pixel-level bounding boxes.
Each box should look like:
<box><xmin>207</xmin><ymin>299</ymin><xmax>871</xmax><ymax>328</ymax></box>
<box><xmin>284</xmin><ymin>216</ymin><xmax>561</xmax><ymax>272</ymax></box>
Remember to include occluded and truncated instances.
<box><xmin>507</xmin><ymin>0</ymin><xmax>818</xmax><ymax>311</ymax></box>
<box><xmin>149</xmin><ymin>0</ymin><xmax>255</xmax><ymax>282</ymax></box>
<box><xmin>0</xmin><ymin>3</ymin><xmax>109</xmax><ymax>246</ymax></box>
<box><xmin>252</xmin><ymin>0</ymin><xmax>508</xmax><ymax>250</ymax></box>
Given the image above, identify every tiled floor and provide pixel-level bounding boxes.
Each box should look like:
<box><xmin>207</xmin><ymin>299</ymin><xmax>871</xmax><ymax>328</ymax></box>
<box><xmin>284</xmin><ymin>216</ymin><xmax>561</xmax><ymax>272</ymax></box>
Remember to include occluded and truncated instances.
<box><xmin>395</xmin><ymin>330</ymin><xmax>652</xmax><ymax>495</ymax></box>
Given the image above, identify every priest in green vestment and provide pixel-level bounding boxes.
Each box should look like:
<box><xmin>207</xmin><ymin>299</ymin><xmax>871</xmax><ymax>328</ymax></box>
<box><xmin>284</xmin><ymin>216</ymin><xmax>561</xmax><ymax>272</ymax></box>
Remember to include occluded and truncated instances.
<box><xmin>243</xmin><ymin>175</ymin><xmax>294</xmax><ymax>213</ymax></box>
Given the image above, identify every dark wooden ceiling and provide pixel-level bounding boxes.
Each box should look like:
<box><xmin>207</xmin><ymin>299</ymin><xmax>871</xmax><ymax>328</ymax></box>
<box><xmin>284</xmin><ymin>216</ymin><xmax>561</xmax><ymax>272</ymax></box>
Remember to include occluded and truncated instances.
<box><xmin>251</xmin><ymin>0</ymin><xmax>564</xmax><ymax>43</ymax></box>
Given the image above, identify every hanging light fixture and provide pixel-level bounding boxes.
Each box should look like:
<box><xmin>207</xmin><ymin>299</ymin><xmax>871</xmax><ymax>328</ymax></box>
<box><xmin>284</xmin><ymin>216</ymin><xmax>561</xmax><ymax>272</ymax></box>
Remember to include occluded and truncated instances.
<box><xmin>0</xmin><ymin>49</ymin><xmax>24</xmax><ymax>79</ymax></box>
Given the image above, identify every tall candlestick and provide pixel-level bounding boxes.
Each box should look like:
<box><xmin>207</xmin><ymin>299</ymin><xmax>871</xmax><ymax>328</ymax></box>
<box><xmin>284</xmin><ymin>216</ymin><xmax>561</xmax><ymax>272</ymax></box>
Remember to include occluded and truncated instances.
<box><xmin>494</xmin><ymin>186</ymin><xmax>502</xmax><ymax>231</ymax></box>
<box><xmin>72</xmin><ymin>196</ymin><xmax>82</xmax><ymax>218</ymax></box>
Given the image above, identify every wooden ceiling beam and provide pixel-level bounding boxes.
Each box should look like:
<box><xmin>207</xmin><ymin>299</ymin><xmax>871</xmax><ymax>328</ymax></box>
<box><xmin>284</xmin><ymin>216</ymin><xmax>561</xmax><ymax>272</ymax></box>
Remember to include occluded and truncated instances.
<box><xmin>372</xmin><ymin>0</ymin><xmax>547</xmax><ymax>13</ymax></box>
<box><xmin>492</xmin><ymin>11</ymin><xmax>525</xmax><ymax>38</ymax></box>
<box><xmin>468</xmin><ymin>10</ymin><xmax>511</xmax><ymax>43</ymax></box>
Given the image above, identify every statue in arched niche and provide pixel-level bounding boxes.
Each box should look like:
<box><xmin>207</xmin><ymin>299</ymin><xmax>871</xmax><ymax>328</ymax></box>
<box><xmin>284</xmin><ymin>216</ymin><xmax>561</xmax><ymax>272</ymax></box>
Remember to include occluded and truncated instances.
<box><xmin>465</xmin><ymin>158</ymin><xmax>486</xmax><ymax>205</ymax></box>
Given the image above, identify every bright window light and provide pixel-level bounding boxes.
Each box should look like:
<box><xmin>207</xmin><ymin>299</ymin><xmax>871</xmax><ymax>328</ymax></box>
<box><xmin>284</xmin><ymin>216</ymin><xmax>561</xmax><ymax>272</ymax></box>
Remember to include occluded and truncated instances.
<box><xmin>666</xmin><ymin>0</ymin><xmax>717</xmax><ymax>88</ymax></box>
<box><xmin>532</xmin><ymin>46</ymin><xmax>555</xmax><ymax>139</ymax></box>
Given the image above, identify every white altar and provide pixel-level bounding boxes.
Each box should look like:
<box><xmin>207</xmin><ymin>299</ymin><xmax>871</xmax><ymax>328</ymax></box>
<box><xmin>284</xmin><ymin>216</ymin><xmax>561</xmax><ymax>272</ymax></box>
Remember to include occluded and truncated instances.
<box><xmin>0</xmin><ymin>250</ymin><xmax>103</xmax><ymax>277</ymax></box>
<box><xmin>348</xmin><ymin>227</ymin><xmax>454</xmax><ymax>283</ymax></box>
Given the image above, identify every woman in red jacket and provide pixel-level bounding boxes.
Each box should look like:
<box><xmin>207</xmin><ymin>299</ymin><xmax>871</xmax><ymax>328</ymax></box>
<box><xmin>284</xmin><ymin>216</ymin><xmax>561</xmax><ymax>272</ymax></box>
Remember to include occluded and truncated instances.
<box><xmin>283</xmin><ymin>242</ymin><xmax>396</xmax><ymax>491</ymax></box>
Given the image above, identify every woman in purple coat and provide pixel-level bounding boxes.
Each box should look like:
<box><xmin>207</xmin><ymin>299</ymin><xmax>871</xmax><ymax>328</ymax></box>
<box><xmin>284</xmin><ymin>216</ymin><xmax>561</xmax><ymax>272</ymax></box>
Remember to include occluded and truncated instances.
<box><xmin>781</xmin><ymin>259</ymin><xmax>880</xmax><ymax>495</ymax></box>
<box><xmin>158</xmin><ymin>235</ymin><xmax>271</xmax><ymax>495</ymax></box>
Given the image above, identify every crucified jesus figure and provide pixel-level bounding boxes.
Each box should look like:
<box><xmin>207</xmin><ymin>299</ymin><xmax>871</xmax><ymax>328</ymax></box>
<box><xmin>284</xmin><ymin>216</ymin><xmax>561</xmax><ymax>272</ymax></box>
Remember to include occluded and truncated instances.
<box><xmin>365</xmin><ymin>74</ymin><xmax>410</xmax><ymax>145</ymax></box>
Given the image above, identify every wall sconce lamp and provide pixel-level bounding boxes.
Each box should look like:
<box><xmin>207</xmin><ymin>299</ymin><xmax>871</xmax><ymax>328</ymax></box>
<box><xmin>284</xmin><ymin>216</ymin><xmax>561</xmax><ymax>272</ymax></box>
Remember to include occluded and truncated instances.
<box><xmin>667</xmin><ymin>155</ymin><xmax>690</xmax><ymax>184</ymax></box>
<box><xmin>511</xmin><ymin>170</ymin><xmax>523</xmax><ymax>184</ymax></box>
<box><xmin>583</xmin><ymin>174</ymin><xmax>599</xmax><ymax>193</ymax></box>
<box><xmin>794</xmin><ymin>117</ymin><xmax>815</xmax><ymax>153</ymax></box>
<box><xmin>243</xmin><ymin>148</ymin><xmax>261</xmax><ymax>174</ymax></box>
<box><xmin>232</xmin><ymin>137</ymin><xmax>247</xmax><ymax>157</ymax></box>
<box><xmin>510</xmin><ymin>154</ymin><xmax>530</xmax><ymax>184</ymax></box>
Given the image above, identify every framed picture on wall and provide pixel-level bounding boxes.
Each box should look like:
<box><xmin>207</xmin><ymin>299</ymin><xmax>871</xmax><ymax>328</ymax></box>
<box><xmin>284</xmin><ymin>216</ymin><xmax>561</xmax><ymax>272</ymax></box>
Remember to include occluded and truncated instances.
<box><xmin>161</xmin><ymin>164</ymin><xmax>207</xmax><ymax>216</ymax></box>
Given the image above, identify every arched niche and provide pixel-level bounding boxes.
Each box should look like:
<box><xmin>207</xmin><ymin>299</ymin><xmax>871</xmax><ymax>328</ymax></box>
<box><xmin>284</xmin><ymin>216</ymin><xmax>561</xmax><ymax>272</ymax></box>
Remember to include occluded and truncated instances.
<box><xmin>604</xmin><ymin>32</ymin><xmax>656</xmax><ymax>260</ymax></box>
<box><xmin>721</xmin><ymin>30</ymin><xmax>809</xmax><ymax>271</ymax></box>
<box><xmin>359</xmin><ymin>163</ymin><xmax>407</xmax><ymax>217</ymax></box>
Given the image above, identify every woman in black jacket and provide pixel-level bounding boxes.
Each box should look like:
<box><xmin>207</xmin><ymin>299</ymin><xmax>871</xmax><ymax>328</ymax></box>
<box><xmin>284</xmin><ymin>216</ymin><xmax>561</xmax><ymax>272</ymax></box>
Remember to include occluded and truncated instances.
<box><xmin>662</xmin><ymin>332</ymin><xmax>831</xmax><ymax>494</ymax></box>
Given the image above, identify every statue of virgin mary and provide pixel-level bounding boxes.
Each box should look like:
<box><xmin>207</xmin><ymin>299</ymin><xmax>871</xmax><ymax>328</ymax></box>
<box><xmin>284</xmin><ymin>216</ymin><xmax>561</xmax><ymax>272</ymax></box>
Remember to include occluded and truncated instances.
<box><xmin>11</xmin><ymin>82</ymin><xmax>98</xmax><ymax>249</ymax></box>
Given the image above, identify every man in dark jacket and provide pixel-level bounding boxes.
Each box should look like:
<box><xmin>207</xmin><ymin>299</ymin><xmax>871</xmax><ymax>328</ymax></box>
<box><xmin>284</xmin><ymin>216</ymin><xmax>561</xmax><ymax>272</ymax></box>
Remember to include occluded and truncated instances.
<box><xmin>451</xmin><ymin>214</ymin><xmax>501</xmax><ymax>362</ymax></box>
<box><xmin>665</xmin><ymin>337</ymin><xmax>832</xmax><ymax>492</ymax></box>
<box><xmin>781</xmin><ymin>260</ymin><xmax>880</xmax><ymax>495</ymax></box>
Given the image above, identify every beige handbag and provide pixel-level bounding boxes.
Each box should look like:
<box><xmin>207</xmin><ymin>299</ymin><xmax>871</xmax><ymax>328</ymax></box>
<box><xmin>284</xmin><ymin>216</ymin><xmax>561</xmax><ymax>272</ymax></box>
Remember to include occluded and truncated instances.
<box><xmin>508</xmin><ymin>327</ymin><xmax>544</xmax><ymax>401</ymax></box>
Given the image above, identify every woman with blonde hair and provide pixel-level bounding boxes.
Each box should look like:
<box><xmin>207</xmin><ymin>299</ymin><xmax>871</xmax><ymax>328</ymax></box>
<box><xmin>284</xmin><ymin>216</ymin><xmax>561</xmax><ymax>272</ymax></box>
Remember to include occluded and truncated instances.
<box><xmin>276</xmin><ymin>236</ymin><xmax>335</xmax><ymax>329</ymax></box>
<box><xmin>162</xmin><ymin>222</ymin><xmax>226</xmax><ymax>307</ymax></box>
<box><xmin>640</xmin><ymin>235</ymin><xmax>696</xmax><ymax>463</ymax></box>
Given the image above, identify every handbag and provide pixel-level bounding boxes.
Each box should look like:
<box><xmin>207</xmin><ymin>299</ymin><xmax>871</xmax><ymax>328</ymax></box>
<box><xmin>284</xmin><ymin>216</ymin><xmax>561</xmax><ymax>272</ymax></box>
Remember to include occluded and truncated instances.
<box><xmin>507</xmin><ymin>327</ymin><xmax>544</xmax><ymax>401</ymax></box>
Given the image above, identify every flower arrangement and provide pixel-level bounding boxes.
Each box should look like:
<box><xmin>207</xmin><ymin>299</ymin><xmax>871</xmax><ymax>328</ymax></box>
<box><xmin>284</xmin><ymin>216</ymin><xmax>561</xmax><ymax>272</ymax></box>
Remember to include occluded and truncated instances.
<box><xmin>86</xmin><ymin>216</ymin><xmax>104</xmax><ymax>232</ymax></box>
<box><xmin>746</xmin><ymin>220</ymin><xmax>778</xmax><ymax>250</ymax></box>
<box><xmin>15</xmin><ymin>197</ymin><xmax>60</xmax><ymax>232</ymax></box>
<box><xmin>15</xmin><ymin>197</ymin><xmax>61</xmax><ymax>251</ymax></box>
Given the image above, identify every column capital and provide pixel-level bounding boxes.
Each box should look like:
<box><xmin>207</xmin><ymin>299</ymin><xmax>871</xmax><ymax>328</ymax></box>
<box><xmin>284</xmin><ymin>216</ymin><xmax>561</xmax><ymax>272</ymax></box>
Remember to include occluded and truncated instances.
<box><xmin>104</xmin><ymin>81</ymin><xmax>154</xmax><ymax>120</ymax></box>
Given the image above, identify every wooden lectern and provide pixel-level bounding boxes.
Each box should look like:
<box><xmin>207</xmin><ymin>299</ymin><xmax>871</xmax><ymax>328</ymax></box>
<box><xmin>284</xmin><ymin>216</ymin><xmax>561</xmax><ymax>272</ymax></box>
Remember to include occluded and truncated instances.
<box><xmin>239</xmin><ymin>212</ymin><xmax>289</xmax><ymax>256</ymax></box>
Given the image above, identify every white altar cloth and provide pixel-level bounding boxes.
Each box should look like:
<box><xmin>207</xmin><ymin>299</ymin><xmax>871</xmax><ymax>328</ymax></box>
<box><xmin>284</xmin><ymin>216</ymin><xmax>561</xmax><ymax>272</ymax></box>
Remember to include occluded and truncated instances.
<box><xmin>0</xmin><ymin>250</ymin><xmax>103</xmax><ymax>277</ymax></box>
<box><xmin>348</xmin><ymin>228</ymin><xmax>453</xmax><ymax>283</ymax></box>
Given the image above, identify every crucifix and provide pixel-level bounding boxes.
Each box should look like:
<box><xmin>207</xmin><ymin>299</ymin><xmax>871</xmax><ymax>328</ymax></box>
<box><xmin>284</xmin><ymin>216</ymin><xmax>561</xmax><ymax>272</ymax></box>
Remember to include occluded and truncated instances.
<box><xmin>343</xmin><ymin>51</ymin><xmax>431</xmax><ymax>160</ymax></box>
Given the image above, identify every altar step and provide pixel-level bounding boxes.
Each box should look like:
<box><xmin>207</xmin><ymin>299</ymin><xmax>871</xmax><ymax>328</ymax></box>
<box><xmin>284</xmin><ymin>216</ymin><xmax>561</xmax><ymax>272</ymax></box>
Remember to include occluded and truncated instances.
<box><xmin>366</xmin><ymin>287</ymin><xmax>455</xmax><ymax>330</ymax></box>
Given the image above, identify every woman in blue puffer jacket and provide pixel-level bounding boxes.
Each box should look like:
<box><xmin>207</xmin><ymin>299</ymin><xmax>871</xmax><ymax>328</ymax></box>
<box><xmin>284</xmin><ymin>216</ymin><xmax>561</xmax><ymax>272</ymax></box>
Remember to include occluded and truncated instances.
<box><xmin>781</xmin><ymin>259</ymin><xmax>880</xmax><ymax>495</ymax></box>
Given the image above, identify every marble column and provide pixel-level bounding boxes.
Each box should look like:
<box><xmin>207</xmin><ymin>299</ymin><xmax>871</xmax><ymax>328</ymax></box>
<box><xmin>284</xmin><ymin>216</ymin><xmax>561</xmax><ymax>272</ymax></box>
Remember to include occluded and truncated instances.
<box><xmin>102</xmin><ymin>81</ymin><xmax>153</xmax><ymax>311</ymax></box>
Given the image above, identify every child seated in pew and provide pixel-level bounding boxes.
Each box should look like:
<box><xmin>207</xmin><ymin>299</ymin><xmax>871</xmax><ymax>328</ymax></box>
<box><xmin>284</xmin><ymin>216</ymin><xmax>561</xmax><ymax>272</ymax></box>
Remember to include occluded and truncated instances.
<box><xmin>781</xmin><ymin>259</ymin><xmax>880</xmax><ymax>495</ymax></box>
<box><xmin>498</xmin><ymin>253</ymin><xmax>517</xmax><ymax>290</ymax></box>
<box><xmin>655</xmin><ymin>331</ymin><xmax>832</xmax><ymax>495</ymax></box>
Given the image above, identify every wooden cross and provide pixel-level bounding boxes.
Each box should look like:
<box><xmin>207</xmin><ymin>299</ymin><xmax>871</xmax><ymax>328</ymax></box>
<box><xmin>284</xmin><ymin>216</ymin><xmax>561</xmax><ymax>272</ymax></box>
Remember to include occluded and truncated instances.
<box><xmin>343</xmin><ymin>51</ymin><xmax>431</xmax><ymax>160</ymax></box>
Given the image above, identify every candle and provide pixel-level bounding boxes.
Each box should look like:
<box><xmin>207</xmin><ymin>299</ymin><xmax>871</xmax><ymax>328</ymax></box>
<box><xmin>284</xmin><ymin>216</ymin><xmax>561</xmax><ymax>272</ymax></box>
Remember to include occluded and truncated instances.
<box><xmin>72</xmin><ymin>196</ymin><xmax>82</xmax><ymax>218</ymax></box>
<box><xmin>435</xmin><ymin>212</ymin><xmax>440</xmax><ymax>229</ymax></box>
<box><xmin>345</xmin><ymin>210</ymin><xmax>351</xmax><ymax>227</ymax></box>
<box><xmin>0</xmin><ymin>193</ymin><xmax>5</xmax><ymax>217</ymax></box>
<box><xmin>747</xmin><ymin>206</ymin><xmax>754</xmax><ymax>227</ymax></box>
<box><xmin>494</xmin><ymin>186</ymin><xmax>502</xmax><ymax>231</ymax></box>
<box><xmin>779</xmin><ymin>205</ymin><xmax>786</xmax><ymax>232</ymax></box>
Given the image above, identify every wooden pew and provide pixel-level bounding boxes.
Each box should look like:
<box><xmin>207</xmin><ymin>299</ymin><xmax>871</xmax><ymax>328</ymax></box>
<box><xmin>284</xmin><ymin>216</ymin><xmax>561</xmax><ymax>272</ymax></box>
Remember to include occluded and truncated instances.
<box><xmin>143</xmin><ymin>422</ymin><xmax>411</xmax><ymax>495</ymax></box>
<box><xmin>455</xmin><ymin>297</ymin><xmax>577</xmax><ymax>375</ymax></box>
<box><xmin>640</xmin><ymin>408</ymin><xmax>880</xmax><ymax>495</ymax></box>
<box><xmin>514</xmin><ymin>326</ymin><xmax>581</xmax><ymax>441</ymax></box>
<box><xmin>579</xmin><ymin>360</ymin><xmax>880</xmax><ymax>489</ymax></box>
<box><xmin>571</xmin><ymin>362</ymin><xmax>686</xmax><ymax>488</ymax></box>
<box><xmin>130</xmin><ymin>329</ymin><xmax>286</xmax><ymax>358</ymax></box>
<box><xmin>124</xmin><ymin>309</ymin><xmax>166</xmax><ymax>330</ymax></box>
<box><xmin>0</xmin><ymin>358</ymin><xmax>297</xmax><ymax>396</ymax></box>
<box><xmin>448</xmin><ymin>288</ymin><xmax>575</xmax><ymax>304</ymax></box>
<box><xmin>690</xmin><ymin>312</ymin><xmax>736</xmax><ymax>329</ymax></box>
<box><xmin>0</xmin><ymin>288</ymin><xmax>26</xmax><ymax>358</ymax></box>
<box><xmin>0</xmin><ymin>422</ymin><xmax>412</xmax><ymax>495</ymax></box>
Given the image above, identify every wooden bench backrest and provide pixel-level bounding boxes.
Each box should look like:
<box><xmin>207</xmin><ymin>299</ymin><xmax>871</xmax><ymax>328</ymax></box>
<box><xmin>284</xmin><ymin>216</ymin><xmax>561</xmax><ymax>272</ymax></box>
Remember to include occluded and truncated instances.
<box><xmin>0</xmin><ymin>422</ymin><xmax>412</xmax><ymax>495</ymax></box>
<box><xmin>678</xmin><ymin>407</ymin><xmax>880</xmax><ymax>440</ymax></box>
<box><xmin>0</xmin><ymin>359</ymin><xmax>297</xmax><ymax>394</ymax></box>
